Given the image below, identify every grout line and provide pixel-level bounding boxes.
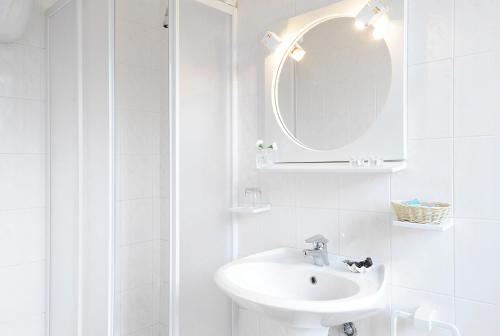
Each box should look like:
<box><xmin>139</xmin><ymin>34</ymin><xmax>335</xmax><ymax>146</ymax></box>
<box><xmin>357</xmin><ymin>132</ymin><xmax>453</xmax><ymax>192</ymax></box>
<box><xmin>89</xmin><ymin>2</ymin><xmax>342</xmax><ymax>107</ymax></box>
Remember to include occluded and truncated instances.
<box><xmin>0</xmin><ymin>259</ymin><xmax>46</xmax><ymax>270</ymax></box>
<box><xmin>454</xmin><ymin>48</ymin><xmax>500</xmax><ymax>59</ymax></box>
<box><xmin>452</xmin><ymin>0</ymin><xmax>457</xmax><ymax>322</ymax></box>
<box><xmin>408</xmin><ymin>56</ymin><xmax>454</xmax><ymax>67</ymax></box>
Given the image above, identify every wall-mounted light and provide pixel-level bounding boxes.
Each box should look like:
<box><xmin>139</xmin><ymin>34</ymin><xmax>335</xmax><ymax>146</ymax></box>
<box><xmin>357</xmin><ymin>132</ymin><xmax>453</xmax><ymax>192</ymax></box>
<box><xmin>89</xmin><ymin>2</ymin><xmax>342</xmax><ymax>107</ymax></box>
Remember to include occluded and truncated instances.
<box><xmin>261</xmin><ymin>31</ymin><xmax>282</xmax><ymax>51</ymax></box>
<box><xmin>354</xmin><ymin>0</ymin><xmax>390</xmax><ymax>39</ymax></box>
<box><xmin>372</xmin><ymin>13</ymin><xmax>389</xmax><ymax>39</ymax></box>
<box><xmin>289</xmin><ymin>44</ymin><xmax>306</xmax><ymax>62</ymax></box>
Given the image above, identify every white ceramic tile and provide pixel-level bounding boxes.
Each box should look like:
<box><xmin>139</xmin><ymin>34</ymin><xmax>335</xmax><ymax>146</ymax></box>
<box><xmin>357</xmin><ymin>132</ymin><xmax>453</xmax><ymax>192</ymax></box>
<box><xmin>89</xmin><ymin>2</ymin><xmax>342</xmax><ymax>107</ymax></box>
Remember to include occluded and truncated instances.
<box><xmin>0</xmin><ymin>314</ymin><xmax>44</xmax><ymax>336</ymax></box>
<box><xmin>152</xmin><ymin>113</ymin><xmax>160</xmax><ymax>155</ymax></box>
<box><xmin>152</xmin><ymin>281</ymin><xmax>161</xmax><ymax>325</ymax></box>
<box><xmin>455</xmin><ymin>0</ymin><xmax>500</xmax><ymax>56</ymax></box>
<box><xmin>408</xmin><ymin>0</ymin><xmax>453</xmax><ymax>65</ymax></box>
<box><xmin>0</xmin><ymin>262</ymin><xmax>44</xmax><ymax>320</ymax></box>
<box><xmin>160</xmin><ymin>241</ymin><xmax>169</xmax><ymax>284</ymax></box>
<box><xmin>159</xmin><ymin>282</ymin><xmax>169</xmax><ymax>326</ymax></box>
<box><xmin>153</xmin><ymin>198</ymin><xmax>161</xmax><ymax>240</ymax></box>
<box><xmin>339</xmin><ymin>211</ymin><xmax>391</xmax><ymax>263</ymax></box>
<box><xmin>120</xmin><ymin>241</ymin><xmax>154</xmax><ymax>291</ymax></box>
<box><xmin>116</xmin><ymin>19</ymin><xmax>155</xmax><ymax>68</ymax></box>
<box><xmin>236</xmin><ymin>44</ymin><xmax>260</xmax><ymax>98</ymax></box>
<box><xmin>260</xmin><ymin>173</ymin><xmax>296</xmax><ymax>207</ymax></box>
<box><xmin>238</xmin><ymin>213</ymin><xmax>265</xmax><ymax>257</ymax></box>
<box><xmin>117</xmin><ymin>109</ymin><xmax>155</xmax><ymax>155</ymax></box>
<box><xmin>159</xmin><ymin>323</ymin><xmax>168</xmax><ymax>336</ymax></box>
<box><xmin>159</xmin><ymin>198</ymin><xmax>170</xmax><ymax>241</ymax></box>
<box><xmin>260</xmin><ymin>207</ymin><xmax>297</xmax><ymax>251</ymax></box>
<box><xmin>392</xmin><ymin>226</ymin><xmax>454</xmax><ymax>295</ymax></box>
<box><xmin>116</xmin><ymin>63</ymin><xmax>161</xmax><ymax>112</ymax></box>
<box><xmin>455</xmin><ymin>219</ymin><xmax>500</xmax><ymax>304</ymax></box>
<box><xmin>296</xmin><ymin>207</ymin><xmax>339</xmax><ymax>253</ymax></box>
<box><xmin>0</xmin><ymin>98</ymin><xmax>45</xmax><ymax>154</ymax></box>
<box><xmin>116</xmin><ymin>0</ymin><xmax>162</xmax><ymax>28</ymax></box>
<box><xmin>17</xmin><ymin>0</ymin><xmax>44</xmax><ymax>48</ymax></box>
<box><xmin>118</xmin><ymin>154</ymin><xmax>153</xmax><ymax>201</ymax></box>
<box><xmin>0</xmin><ymin>209</ymin><xmax>44</xmax><ymax>267</ymax></box>
<box><xmin>454</xmin><ymin>136</ymin><xmax>500</xmax><ymax>220</ymax></box>
<box><xmin>152</xmin><ymin>155</ymin><xmax>160</xmax><ymax>199</ymax></box>
<box><xmin>391</xmin><ymin>139</ymin><xmax>453</xmax><ymax>203</ymax></box>
<box><xmin>339</xmin><ymin>174</ymin><xmax>391</xmax><ymax>213</ymax></box>
<box><xmin>121</xmin><ymin>285</ymin><xmax>155</xmax><ymax>334</ymax></box>
<box><xmin>294</xmin><ymin>0</ymin><xmax>343</xmax><ymax>15</ymax></box>
<box><xmin>408</xmin><ymin>60</ymin><xmax>453</xmax><ymax>139</ymax></box>
<box><xmin>296</xmin><ymin>174</ymin><xmax>339</xmax><ymax>209</ymax></box>
<box><xmin>455</xmin><ymin>52</ymin><xmax>500</xmax><ymax>137</ymax></box>
<box><xmin>120</xmin><ymin>199</ymin><xmax>154</xmax><ymax>245</ymax></box>
<box><xmin>0</xmin><ymin>43</ymin><xmax>42</xmax><ymax>100</ymax></box>
<box><xmin>0</xmin><ymin>154</ymin><xmax>44</xmax><ymax>210</ymax></box>
<box><xmin>456</xmin><ymin>299</ymin><xmax>500</xmax><ymax>336</ymax></box>
<box><xmin>392</xmin><ymin>286</ymin><xmax>454</xmax><ymax>336</ymax></box>
<box><xmin>127</xmin><ymin>326</ymin><xmax>156</xmax><ymax>336</ymax></box>
<box><xmin>238</xmin><ymin>309</ymin><xmax>259</xmax><ymax>336</ymax></box>
<box><xmin>237</xmin><ymin>0</ymin><xmax>295</xmax><ymax>47</ymax></box>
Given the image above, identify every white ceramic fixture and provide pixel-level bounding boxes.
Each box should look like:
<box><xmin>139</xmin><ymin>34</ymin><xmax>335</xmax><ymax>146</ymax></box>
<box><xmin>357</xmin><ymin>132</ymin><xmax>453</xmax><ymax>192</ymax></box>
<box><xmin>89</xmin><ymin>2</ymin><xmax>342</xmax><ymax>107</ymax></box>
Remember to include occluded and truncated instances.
<box><xmin>214</xmin><ymin>248</ymin><xmax>387</xmax><ymax>335</ymax></box>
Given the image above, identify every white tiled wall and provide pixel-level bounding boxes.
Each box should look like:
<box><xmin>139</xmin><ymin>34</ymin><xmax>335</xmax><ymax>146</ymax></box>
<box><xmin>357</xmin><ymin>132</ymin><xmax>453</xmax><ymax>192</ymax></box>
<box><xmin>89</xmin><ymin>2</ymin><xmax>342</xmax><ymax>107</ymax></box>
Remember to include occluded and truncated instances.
<box><xmin>115</xmin><ymin>0</ymin><xmax>169</xmax><ymax>335</ymax></box>
<box><xmin>236</xmin><ymin>0</ymin><xmax>500</xmax><ymax>335</ymax></box>
<box><xmin>0</xmin><ymin>0</ymin><xmax>47</xmax><ymax>335</ymax></box>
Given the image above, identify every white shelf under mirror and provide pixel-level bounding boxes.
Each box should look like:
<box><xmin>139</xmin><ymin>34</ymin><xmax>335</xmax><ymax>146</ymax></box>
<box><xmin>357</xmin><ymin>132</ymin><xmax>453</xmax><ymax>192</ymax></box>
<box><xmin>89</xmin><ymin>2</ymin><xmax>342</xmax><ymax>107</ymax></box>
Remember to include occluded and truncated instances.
<box><xmin>392</xmin><ymin>218</ymin><xmax>454</xmax><ymax>232</ymax></box>
<box><xmin>258</xmin><ymin>161</ymin><xmax>406</xmax><ymax>173</ymax></box>
<box><xmin>230</xmin><ymin>204</ymin><xmax>272</xmax><ymax>214</ymax></box>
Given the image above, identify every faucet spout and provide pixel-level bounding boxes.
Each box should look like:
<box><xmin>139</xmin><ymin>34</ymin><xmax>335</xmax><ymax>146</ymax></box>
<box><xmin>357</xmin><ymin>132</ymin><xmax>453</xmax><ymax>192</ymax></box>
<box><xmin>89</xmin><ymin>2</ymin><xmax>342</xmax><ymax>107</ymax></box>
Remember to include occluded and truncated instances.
<box><xmin>303</xmin><ymin>234</ymin><xmax>330</xmax><ymax>266</ymax></box>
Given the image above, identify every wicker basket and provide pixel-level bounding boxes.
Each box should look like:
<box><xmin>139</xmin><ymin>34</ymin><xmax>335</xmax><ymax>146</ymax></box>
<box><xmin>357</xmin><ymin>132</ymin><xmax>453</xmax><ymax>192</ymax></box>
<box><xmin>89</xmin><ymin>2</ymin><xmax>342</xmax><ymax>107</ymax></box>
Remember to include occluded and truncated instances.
<box><xmin>391</xmin><ymin>201</ymin><xmax>451</xmax><ymax>224</ymax></box>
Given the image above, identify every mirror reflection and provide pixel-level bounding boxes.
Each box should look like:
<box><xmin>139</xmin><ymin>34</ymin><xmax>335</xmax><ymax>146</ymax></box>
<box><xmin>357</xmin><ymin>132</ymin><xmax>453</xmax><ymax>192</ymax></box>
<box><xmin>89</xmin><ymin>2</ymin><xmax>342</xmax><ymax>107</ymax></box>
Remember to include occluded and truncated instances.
<box><xmin>277</xmin><ymin>17</ymin><xmax>392</xmax><ymax>151</ymax></box>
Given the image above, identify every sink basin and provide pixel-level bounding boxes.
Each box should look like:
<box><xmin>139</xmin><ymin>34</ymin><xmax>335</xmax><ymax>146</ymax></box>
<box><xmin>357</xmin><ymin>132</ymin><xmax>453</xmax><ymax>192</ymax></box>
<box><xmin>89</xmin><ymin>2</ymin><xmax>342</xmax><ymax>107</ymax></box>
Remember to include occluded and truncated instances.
<box><xmin>214</xmin><ymin>248</ymin><xmax>387</xmax><ymax>334</ymax></box>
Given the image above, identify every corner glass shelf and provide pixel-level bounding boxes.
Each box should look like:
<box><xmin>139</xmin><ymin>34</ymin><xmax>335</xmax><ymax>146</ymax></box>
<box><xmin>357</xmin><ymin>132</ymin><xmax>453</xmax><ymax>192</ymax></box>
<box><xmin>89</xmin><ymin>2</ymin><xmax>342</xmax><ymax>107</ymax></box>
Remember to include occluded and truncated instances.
<box><xmin>257</xmin><ymin>161</ymin><xmax>406</xmax><ymax>173</ymax></box>
<box><xmin>392</xmin><ymin>218</ymin><xmax>454</xmax><ymax>232</ymax></box>
<box><xmin>230</xmin><ymin>204</ymin><xmax>272</xmax><ymax>214</ymax></box>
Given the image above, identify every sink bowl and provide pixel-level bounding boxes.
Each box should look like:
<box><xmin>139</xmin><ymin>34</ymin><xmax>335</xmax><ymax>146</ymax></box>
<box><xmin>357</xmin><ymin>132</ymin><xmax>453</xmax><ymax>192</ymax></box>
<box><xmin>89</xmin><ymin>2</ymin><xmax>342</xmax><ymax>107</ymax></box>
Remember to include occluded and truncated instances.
<box><xmin>214</xmin><ymin>248</ymin><xmax>387</xmax><ymax>334</ymax></box>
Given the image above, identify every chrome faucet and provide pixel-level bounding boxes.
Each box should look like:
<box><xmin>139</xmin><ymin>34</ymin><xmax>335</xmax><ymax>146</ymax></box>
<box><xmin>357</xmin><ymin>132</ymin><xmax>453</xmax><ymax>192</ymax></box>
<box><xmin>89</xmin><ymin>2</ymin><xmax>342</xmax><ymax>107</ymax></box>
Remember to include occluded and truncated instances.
<box><xmin>303</xmin><ymin>234</ymin><xmax>330</xmax><ymax>266</ymax></box>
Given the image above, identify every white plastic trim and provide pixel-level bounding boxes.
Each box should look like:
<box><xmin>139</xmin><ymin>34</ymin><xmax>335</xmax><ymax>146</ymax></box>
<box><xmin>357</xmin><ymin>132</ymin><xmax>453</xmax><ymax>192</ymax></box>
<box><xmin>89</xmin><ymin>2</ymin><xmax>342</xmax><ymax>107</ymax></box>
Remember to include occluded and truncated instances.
<box><xmin>392</xmin><ymin>307</ymin><xmax>461</xmax><ymax>336</ymax></box>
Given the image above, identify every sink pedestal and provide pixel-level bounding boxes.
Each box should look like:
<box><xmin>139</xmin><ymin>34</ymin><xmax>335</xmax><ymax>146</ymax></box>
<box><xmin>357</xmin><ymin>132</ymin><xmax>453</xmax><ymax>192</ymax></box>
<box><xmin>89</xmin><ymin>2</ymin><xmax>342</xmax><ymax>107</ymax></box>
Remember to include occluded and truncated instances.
<box><xmin>286</xmin><ymin>327</ymin><xmax>329</xmax><ymax>336</ymax></box>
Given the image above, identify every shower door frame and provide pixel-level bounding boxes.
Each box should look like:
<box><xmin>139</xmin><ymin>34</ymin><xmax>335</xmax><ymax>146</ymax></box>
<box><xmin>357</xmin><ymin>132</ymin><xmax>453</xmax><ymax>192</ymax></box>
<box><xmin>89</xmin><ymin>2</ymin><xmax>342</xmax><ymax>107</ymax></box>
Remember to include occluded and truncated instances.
<box><xmin>168</xmin><ymin>1</ymin><xmax>239</xmax><ymax>336</ymax></box>
<box><xmin>46</xmin><ymin>0</ymin><xmax>116</xmax><ymax>334</ymax></box>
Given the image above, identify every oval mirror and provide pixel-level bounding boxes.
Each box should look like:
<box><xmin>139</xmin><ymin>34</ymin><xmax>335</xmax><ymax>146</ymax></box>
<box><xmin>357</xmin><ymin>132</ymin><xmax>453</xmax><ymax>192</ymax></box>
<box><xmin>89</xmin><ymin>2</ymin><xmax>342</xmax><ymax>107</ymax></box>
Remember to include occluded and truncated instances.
<box><xmin>276</xmin><ymin>17</ymin><xmax>392</xmax><ymax>151</ymax></box>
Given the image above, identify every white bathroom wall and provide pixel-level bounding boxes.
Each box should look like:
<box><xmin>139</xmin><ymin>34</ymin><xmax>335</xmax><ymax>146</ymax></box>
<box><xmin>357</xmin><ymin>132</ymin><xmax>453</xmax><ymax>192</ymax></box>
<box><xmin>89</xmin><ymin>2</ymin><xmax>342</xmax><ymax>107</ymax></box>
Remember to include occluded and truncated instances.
<box><xmin>236</xmin><ymin>0</ymin><xmax>500</xmax><ymax>335</ymax></box>
<box><xmin>114</xmin><ymin>0</ymin><xmax>169</xmax><ymax>335</ymax></box>
<box><xmin>0</xmin><ymin>0</ymin><xmax>47</xmax><ymax>334</ymax></box>
<box><xmin>177</xmin><ymin>1</ymin><xmax>233</xmax><ymax>336</ymax></box>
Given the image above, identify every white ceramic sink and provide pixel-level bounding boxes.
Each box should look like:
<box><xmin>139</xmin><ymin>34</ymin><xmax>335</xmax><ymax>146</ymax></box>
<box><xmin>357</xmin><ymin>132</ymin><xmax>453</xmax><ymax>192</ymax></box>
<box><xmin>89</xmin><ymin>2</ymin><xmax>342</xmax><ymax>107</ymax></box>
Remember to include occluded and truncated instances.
<box><xmin>215</xmin><ymin>248</ymin><xmax>387</xmax><ymax>335</ymax></box>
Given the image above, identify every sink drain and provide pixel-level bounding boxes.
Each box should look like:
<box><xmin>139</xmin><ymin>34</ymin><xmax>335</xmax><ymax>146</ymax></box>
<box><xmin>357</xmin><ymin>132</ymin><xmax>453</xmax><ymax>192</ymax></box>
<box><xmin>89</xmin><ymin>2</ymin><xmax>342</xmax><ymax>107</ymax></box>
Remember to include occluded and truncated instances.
<box><xmin>310</xmin><ymin>276</ymin><xmax>317</xmax><ymax>285</ymax></box>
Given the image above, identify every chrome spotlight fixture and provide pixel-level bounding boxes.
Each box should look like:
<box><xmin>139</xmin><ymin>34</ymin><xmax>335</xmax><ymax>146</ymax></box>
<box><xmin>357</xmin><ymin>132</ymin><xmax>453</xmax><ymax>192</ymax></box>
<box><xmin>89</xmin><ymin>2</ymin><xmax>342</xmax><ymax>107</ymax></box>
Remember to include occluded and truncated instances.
<box><xmin>261</xmin><ymin>31</ymin><xmax>282</xmax><ymax>51</ymax></box>
<box><xmin>289</xmin><ymin>43</ymin><xmax>306</xmax><ymax>62</ymax></box>
<box><xmin>354</xmin><ymin>0</ymin><xmax>390</xmax><ymax>39</ymax></box>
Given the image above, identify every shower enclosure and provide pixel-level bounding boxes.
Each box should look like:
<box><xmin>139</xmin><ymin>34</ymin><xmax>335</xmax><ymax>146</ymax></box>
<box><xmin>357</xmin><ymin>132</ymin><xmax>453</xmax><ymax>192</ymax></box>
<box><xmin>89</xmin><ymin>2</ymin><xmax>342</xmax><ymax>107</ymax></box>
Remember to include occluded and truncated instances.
<box><xmin>46</xmin><ymin>0</ymin><xmax>235</xmax><ymax>335</ymax></box>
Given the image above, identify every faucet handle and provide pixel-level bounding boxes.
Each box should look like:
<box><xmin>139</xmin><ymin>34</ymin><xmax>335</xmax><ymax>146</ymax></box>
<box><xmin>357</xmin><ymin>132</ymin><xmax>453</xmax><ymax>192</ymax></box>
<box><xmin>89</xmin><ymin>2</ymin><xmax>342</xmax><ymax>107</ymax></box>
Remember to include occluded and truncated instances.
<box><xmin>305</xmin><ymin>234</ymin><xmax>329</xmax><ymax>245</ymax></box>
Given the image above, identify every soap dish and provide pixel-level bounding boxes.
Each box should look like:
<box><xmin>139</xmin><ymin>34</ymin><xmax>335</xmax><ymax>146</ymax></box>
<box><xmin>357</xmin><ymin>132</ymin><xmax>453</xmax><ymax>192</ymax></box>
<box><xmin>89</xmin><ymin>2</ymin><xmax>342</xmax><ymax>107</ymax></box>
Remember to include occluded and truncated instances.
<box><xmin>345</xmin><ymin>264</ymin><xmax>371</xmax><ymax>273</ymax></box>
<box><xmin>229</xmin><ymin>204</ymin><xmax>271</xmax><ymax>214</ymax></box>
<box><xmin>343</xmin><ymin>258</ymin><xmax>373</xmax><ymax>273</ymax></box>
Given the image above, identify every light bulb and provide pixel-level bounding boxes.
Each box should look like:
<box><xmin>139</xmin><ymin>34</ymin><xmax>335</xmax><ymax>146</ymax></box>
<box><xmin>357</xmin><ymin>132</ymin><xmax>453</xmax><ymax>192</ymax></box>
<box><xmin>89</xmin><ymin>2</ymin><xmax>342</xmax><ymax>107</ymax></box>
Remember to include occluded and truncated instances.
<box><xmin>372</xmin><ymin>14</ymin><xmax>389</xmax><ymax>40</ymax></box>
<box><xmin>289</xmin><ymin>44</ymin><xmax>306</xmax><ymax>62</ymax></box>
<box><xmin>372</xmin><ymin>13</ymin><xmax>389</xmax><ymax>30</ymax></box>
<box><xmin>354</xmin><ymin>20</ymin><xmax>366</xmax><ymax>30</ymax></box>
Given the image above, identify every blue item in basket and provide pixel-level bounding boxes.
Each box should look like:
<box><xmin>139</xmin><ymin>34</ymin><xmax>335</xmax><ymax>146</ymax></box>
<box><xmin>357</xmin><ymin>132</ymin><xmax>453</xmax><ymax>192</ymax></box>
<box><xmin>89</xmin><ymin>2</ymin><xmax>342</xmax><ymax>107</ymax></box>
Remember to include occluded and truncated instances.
<box><xmin>405</xmin><ymin>198</ymin><xmax>421</xmax><ymax>206</ymax></box>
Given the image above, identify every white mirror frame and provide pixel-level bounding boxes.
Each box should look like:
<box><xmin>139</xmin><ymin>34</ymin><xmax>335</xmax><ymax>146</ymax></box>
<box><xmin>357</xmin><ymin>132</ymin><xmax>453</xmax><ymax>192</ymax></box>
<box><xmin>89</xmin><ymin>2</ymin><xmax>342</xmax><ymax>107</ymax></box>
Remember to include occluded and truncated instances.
<box><xmin>264</xmin><ymin>0</ymin><xmax>407</xmax><ymax>163</ymax></box>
